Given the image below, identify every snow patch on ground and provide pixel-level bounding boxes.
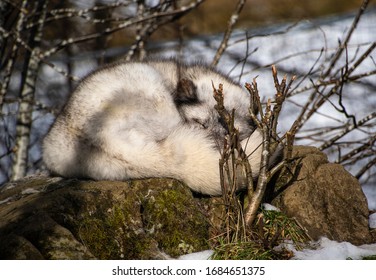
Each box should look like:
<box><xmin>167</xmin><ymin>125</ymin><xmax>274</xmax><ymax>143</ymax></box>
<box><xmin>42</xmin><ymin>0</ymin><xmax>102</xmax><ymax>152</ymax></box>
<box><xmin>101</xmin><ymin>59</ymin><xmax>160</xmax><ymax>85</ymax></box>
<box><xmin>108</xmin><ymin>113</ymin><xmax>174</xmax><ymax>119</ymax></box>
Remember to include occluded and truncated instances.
<box><xmin>369</xmin><ymin>213</ymin><xmax>376</xmax><ymax>229</ymax></box>
<box><xmin>178</xmin><ymin>250</ymin><xmax>214</xmax><ymax>260</ymax></box>
<box><xmin>286</xmin><ymin>238</ymin><xmax>376</xmax><ymax>260</ymax></box>
<box><xmin>179</xmin><ymin>238</ymin><xmax>376</xmax><ymax>260</ymax></box>
<box><xmin>262</xmin><ymin>203</ymin><xmax>281</xmax><ymax>212</ymax></box>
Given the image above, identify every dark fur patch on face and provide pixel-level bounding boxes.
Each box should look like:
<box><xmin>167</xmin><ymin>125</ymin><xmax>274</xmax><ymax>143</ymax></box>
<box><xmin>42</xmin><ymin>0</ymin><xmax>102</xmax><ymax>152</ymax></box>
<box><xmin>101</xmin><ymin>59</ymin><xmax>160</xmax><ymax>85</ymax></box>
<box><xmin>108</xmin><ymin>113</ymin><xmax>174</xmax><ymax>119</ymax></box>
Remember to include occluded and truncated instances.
<box><xmin>173</xmin><ymin>78</ymin><xmax>200</xmax><ymax>107</ymax></box>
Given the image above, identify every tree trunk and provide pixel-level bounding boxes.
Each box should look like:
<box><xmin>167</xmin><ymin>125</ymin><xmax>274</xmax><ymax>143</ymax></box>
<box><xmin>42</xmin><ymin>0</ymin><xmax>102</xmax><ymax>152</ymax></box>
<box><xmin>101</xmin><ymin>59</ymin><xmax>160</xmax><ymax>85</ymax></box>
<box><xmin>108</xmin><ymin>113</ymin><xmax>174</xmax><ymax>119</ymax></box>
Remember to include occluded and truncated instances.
<box><xmin>11</xmin><ymin>0</ymin><xmax>48</xmax><ymax>181</ymax></box>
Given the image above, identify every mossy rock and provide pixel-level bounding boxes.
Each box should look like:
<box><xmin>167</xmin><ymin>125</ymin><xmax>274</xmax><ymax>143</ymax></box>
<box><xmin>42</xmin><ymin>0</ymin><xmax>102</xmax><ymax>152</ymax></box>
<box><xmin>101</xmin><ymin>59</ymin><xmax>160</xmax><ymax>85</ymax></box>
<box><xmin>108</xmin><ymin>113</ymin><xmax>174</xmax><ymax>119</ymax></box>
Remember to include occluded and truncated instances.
<box><xmin>142</xmin><ymin>185</ymin><xmax>209</xmax><ymax>257</ymax></box>
<box><xmin>0</xmin><ymin>176</ymin><xmax>209</xmax><ymax>259</ymax></box>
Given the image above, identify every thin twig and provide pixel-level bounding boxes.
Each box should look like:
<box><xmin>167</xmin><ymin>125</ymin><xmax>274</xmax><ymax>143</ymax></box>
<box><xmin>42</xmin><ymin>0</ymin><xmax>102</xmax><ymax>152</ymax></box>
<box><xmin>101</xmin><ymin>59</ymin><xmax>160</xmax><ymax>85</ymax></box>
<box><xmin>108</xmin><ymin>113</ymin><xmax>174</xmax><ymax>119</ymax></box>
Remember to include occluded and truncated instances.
<box><xmin>211</xmin><ymin>0</ymin><xmax>246</xmax><ymax>67</ymax></box>
<box><xmin>322</xmin><ymin>0</ymin><xmax>370</xmax><ymax>77</ymax></box>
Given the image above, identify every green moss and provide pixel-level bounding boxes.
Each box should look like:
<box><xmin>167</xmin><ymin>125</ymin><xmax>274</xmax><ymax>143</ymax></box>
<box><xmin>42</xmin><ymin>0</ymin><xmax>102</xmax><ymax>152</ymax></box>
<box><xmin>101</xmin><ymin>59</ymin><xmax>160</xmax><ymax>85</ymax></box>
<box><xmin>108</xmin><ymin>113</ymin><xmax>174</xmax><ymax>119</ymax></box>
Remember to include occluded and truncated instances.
<box><xmin>142</xmin><ymin>185</ymin><xmax>209</xmax><ymax>257</ymax></box>
<box><xmin>0</xmin><ymin>177</ymin><xmax>211</xmax><ymax>259</ymax></box>
<box><xmin>76</xmin><ymin>200</ymin><xmax>158</xmax><ymax>259</ymax></box>
<box><xmin>67</xmin><ymin>179</ymin><xmax>209</xmax><ymax>259</ymax></box>
<box><xmin>78</xmin><ymin>216</ymin><xmax>120</xmax><ymax>259</ymax></box>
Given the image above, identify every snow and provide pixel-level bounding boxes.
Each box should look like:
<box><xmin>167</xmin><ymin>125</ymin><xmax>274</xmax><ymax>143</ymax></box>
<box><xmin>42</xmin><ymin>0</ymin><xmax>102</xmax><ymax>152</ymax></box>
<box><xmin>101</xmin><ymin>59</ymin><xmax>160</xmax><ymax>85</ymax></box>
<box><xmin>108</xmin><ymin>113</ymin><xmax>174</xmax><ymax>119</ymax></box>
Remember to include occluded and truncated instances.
<box><xmin>287</xmin><ymin>238</ymin><xmax>376</xmax><ymax>260</ymax></box>
<box><xmin>262</xmin><ymin>203</ymin><xmax>280</xmax><ymax>212</ymax></box>
<box><xmin>178</xmin><ymin>205</ymin><xmax>376</xmax><ymax>260</ymax></box>
<box><xmin>179</xmin><ymin>200</ymin><xmax>376</xmax><ymax>260</ymax></box>
<box><xmin>363</xmin><ymin>184</ymin><xmax>376</xmax><ymax>211</ymax></box>
<box><xmin>178</xmin><ymin>237</ymin><xmax>376</xmax><ymax>260</ymax></box>
<box><xmin>178</xmin><ymin>235</ymin><xmax>376</xmax><ymax>261</ymax></box>
<box><xmin>178</xmin><ymin>250</ymin><xmax>214</xmax><ymax>260</ymax></box>
<box><xmin>369</xmin><ymin>213</ymin><xmax>376</xmax><ymax>229</ymax></box>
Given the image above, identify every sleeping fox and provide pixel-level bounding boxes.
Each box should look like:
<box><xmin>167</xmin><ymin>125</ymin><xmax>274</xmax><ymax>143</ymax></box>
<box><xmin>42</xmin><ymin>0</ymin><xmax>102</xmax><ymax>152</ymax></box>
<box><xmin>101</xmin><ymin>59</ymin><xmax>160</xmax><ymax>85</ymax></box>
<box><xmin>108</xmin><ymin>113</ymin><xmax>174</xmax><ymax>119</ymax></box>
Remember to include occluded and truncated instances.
<box><xmin>43</xmin><ymin>59</ymin><xmax>268</xmax><ymax>195</ymax></box>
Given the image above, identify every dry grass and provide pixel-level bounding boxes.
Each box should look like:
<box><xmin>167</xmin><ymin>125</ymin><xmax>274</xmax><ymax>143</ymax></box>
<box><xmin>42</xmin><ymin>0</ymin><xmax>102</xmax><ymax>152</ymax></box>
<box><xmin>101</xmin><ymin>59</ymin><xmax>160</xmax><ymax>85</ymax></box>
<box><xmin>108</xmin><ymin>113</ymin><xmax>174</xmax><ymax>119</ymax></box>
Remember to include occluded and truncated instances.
<box><xmin>211</xmin><ymin>207</ymin><xmax>309</xmax><ymax>260</ymax></box>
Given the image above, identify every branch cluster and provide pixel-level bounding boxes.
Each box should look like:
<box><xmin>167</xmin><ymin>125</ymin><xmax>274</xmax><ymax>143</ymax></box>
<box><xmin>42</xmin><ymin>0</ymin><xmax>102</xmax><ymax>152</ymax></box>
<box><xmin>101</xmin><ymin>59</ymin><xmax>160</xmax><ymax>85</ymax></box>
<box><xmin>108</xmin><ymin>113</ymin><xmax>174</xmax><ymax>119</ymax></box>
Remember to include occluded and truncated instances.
<box><xmin>212</xmin><ymin>65</ymin><xmax>297</xmax><ymax>244</ymax></box>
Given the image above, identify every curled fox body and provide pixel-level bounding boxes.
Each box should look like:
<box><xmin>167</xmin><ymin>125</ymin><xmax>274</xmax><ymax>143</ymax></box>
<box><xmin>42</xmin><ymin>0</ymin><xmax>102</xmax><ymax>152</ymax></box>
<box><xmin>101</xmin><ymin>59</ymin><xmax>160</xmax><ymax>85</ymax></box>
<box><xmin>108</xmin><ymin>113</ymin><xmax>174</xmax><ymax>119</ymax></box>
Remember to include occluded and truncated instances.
<box><xmin>43</xmin><ymin>59</ymin><xmax>266</xmax><ymax>195</ymax></box>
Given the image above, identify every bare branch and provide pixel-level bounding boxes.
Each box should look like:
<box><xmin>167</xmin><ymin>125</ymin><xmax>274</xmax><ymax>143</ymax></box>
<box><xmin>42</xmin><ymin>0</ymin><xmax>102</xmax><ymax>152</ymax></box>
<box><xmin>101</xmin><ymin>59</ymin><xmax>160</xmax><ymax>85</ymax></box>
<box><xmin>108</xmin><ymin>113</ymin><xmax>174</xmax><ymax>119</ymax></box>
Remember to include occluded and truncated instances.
<box><xmin>211</xmin><ymin>0</ymin><xmax>246</xmax><ymax>67</ymax></box>
<box><xmin>356</xmin><ymin>157</ymin><xmax>376</xmax><ymax>180</ymax></box>
<box><xmin>41</xmin><ymin>0</ymin><xmax>205</xmax><ymax>60</ymax></box>
<box><xmin>243</xmin><ymin>66</ymin><xmax>296</xmax><ymax>227</ymax></box>
<box><xmin>11</xmin><ymin>0</ymin><xmax>49</xmax><ymax>181</ymax></box>
<box><xmin>322</xmin><ymin>0</ymin><xmax>370</xmax><ymax>78</ymax></box>
<box><xmin>0</xmin><ymin>0</ymin><xmax>28</xmax><ymax>110</ymax></box>
<box><xmin>319</xmin><ymin>112</ymin><xmax>376</xmax><ymax>151</ymax></box>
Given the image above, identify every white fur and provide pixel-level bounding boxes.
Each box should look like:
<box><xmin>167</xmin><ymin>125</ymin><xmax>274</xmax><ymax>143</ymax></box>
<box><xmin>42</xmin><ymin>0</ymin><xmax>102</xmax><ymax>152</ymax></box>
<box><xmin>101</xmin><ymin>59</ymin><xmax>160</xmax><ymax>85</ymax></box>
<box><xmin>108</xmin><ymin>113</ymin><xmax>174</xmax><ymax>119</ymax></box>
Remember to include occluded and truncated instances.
<box><xmin>43</xmin><ymin>60</ymin><xmax>263</xmax><ymax>195</ymax></box>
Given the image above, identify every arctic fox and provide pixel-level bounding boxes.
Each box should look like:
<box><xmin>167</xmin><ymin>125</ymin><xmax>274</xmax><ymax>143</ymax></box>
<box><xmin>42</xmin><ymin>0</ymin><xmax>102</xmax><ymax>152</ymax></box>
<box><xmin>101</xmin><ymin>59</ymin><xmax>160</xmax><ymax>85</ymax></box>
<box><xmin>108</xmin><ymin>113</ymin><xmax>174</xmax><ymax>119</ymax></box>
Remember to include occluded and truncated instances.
<box><xmin>43</xmin><ymin>59</ymin><xmax>266</xmax><ymax>195</ymax></box>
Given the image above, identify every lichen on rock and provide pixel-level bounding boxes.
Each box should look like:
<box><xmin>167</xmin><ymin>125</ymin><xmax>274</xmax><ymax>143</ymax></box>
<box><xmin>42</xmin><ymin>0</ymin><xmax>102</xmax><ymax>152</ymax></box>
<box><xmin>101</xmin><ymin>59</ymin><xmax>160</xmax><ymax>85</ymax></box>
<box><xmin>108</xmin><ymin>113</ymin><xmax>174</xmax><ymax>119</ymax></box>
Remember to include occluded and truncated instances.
<box><xmin>0</xmin><ymin>177</ymin><xmax>209</xmax><ymax>259</ymax></box>
<box><xmin>141</xmin><ymin>184</ymin><xmax>209</xmax><ymax>257</ymax></box>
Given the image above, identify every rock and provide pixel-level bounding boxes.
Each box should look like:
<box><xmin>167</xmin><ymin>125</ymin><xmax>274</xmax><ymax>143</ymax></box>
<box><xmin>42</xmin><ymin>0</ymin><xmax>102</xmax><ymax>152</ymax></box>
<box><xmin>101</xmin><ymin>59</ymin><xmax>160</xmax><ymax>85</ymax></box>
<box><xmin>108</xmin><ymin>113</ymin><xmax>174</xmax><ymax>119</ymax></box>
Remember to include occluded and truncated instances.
<box><xmin>0</xmin><ymin>177</ymin><xmax>209</xmax><ymax>259</ymax></box>
<box><xmin>272</xmin><ymin>146</ymin><xmax>372</xmax><ymax>245</ymax></box>
<box><xmin>0</xmin><ymin>146</ymin><xmax>373</xmax><ymax>259</ymax></box>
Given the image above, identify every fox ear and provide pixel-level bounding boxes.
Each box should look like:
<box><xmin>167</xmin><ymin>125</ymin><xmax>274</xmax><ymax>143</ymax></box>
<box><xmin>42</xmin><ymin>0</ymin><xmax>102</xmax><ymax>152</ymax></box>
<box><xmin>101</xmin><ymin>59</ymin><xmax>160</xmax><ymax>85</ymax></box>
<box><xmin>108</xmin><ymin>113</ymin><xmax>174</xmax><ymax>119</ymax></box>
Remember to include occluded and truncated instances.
<box><xmin>173</xmin><ymin>78</ymin><xmax>198</xmax><ymax>106</ymax></box>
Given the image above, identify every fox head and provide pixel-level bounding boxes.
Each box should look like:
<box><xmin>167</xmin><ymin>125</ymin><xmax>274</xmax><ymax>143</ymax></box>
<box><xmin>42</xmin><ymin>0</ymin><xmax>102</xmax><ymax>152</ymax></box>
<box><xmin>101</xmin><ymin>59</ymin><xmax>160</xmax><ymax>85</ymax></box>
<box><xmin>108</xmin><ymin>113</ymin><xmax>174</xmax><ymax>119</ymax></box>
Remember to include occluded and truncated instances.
<box><xmin>172</xmin><ymin>64</ymin><xmax>257</xmax><ymax>147</ymax></box>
